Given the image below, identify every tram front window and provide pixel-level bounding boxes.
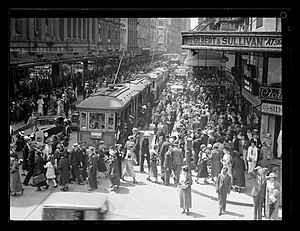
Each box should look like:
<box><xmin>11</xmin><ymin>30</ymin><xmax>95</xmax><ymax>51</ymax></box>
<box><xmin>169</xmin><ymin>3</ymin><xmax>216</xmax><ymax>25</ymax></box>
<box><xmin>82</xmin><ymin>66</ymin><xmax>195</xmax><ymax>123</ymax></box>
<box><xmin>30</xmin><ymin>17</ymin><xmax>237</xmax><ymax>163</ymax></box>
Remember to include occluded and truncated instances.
<box><xmin>89</xmin><ymin>112</ymin><xmax>106</xmax><ymax>130</ymax></box>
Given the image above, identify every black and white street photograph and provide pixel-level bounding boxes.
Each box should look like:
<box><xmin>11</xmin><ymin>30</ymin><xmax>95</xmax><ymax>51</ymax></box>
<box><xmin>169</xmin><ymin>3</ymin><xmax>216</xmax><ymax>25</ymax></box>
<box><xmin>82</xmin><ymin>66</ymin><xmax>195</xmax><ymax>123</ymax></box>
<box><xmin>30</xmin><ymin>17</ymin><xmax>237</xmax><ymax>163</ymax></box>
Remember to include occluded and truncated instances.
<box><xmin>9</xmin><ymin>8</ymin><xmax>291</xmax><ymax>222</ymax></box>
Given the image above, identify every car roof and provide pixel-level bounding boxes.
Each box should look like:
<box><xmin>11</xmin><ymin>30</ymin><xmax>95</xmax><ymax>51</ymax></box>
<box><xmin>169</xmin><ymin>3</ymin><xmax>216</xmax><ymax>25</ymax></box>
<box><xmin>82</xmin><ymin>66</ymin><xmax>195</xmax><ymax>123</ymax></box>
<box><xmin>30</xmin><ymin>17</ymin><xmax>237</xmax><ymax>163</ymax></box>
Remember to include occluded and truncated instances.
<box><xmin>37</xmin><ymin>115</ymin><xmax>63</xmax><ymax>120</ymax></box>
<box><xmin>43</xmin><ymin>192</ymin><xmax>109</xmax><ymax>210</ymax></box>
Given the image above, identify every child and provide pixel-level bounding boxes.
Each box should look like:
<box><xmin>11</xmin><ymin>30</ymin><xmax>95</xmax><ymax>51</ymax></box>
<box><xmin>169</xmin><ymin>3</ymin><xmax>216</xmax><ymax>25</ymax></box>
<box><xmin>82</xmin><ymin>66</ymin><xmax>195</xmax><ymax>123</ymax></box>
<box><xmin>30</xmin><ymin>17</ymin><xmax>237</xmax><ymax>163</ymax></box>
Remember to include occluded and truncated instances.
<box><xmin>44</xmin><ymin>155</ymin><xmax>58</xmax><ymax>187</ymax></box>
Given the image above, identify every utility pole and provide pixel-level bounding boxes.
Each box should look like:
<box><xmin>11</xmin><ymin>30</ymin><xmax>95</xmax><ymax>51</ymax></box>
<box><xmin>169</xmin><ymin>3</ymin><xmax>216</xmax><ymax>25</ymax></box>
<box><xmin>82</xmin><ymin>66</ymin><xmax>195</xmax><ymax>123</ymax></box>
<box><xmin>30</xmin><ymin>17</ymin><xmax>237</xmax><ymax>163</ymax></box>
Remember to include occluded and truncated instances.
<box><xmin>113</xmin><ymin>50</ymin><xmax>125</xmax><ymax>85</ymax></box>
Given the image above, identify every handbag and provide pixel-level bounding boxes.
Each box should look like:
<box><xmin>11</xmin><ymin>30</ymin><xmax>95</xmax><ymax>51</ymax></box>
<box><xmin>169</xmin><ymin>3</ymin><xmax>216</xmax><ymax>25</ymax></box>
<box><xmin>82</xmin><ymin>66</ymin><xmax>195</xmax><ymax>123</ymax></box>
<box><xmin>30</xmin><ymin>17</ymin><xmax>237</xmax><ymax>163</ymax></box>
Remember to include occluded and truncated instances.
<box><xmin>33</xmin><ymin>173</ymin><xmax>46</xmax><ymax>186</ymax></box>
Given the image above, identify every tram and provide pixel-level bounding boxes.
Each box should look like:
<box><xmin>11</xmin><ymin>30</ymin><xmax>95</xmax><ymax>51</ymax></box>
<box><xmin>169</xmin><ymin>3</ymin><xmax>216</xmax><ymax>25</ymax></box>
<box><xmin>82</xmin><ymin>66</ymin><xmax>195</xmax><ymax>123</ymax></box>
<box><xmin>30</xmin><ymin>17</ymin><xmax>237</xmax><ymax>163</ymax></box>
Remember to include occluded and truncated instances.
<box><xmin>75</xmin><ymin>79</ymin><xmax>151</xmax><ymax>146</ymax></box>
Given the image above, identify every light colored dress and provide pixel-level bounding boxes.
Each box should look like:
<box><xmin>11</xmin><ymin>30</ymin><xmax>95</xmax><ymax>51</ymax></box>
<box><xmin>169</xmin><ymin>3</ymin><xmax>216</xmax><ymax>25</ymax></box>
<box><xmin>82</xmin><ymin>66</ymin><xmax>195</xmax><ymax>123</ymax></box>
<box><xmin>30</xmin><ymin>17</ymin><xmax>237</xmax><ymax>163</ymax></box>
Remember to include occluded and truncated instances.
<box><xmin>37</xmin><ymin>98</ymin><xmax>44</xmax><ymax>115</ymax></box>
<box><xmin>45</xmin><ymin>161</ymin><xmax>56</xmax><ymax>179</ymax></box>
<box><xmin>122</xmin><ymin>150</ymin><xmax>136</xmax><ymax>178</ymax></box>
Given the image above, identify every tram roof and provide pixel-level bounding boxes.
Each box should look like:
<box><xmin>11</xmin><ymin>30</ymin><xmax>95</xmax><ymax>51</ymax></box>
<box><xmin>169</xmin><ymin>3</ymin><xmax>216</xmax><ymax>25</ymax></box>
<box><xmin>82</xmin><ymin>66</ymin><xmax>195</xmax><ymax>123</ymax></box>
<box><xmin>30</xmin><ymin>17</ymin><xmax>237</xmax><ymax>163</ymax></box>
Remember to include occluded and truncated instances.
<box><xmin>76</xmin><ymin>85</ymin><xmax>140</xmax><ymax>111</ymax></box>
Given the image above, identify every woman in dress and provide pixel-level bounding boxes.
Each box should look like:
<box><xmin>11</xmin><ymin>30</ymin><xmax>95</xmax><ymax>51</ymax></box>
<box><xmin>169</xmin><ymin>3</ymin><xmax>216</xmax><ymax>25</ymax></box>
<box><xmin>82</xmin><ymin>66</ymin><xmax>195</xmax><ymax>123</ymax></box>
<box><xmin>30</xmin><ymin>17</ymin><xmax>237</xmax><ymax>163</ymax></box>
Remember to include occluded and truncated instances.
<box><xmin>265</xmin><ymin>172</ymin><xmax>281</xmax><ymax>220</ymax></box>
<box><xmin>247</xmin><ymin>140</ymin><xmax>258</xmax><ymax>179</ymax></box>
<box><xmin>107</xmin><ymin>150</ymin><xmax>120</xmax><ymax>192</ymax></box>
<box><xmin>57</xmin><ymin>151</ymin><xmax>70</xmax><ymax>191</ymax></box>
<box><xmin>210</xmin><ymin>143</ymin><xmax>223</xmax><ymax>182</ymax></box>
<box><xmin>221</xmin><ymin>147</ymin><xmax>233</xmax><ymax>183</ymax></box>
<box><xmin>177</xmin><ymin>166</ymin><xmax>193</xmax><ymax>215</ymax></box>
<box><xmin>87</xmin><ymin>146</ymin><xmax>98</xmax><ymax>191</ymax></box>
<box><xmin>10</xmin><ymin>151</ymin><xmax>24</xmax><ymax>196</ymax></box>
<box><xmin>232</xmin><ymin>152</ymin><xmax>246</xmax><ymax>193</ymax></box>
<box><xmin>122</xmin><ymin>144</ymin><xmax>138</xmax><ymax>183</ymax></box>
<box><xmin>37</xmin><ymin>96</ymin><xmax>44</xmax><ymax>116</ymax></box>
<box><xmin>147</xmin><ymin>144</ymin><xmax>159</xmax><ymax>183</ymax></box>
<box><xmin>195</xmin><ymin>146</ymin><xmax>209</xmax><ymax>184</ymax></box>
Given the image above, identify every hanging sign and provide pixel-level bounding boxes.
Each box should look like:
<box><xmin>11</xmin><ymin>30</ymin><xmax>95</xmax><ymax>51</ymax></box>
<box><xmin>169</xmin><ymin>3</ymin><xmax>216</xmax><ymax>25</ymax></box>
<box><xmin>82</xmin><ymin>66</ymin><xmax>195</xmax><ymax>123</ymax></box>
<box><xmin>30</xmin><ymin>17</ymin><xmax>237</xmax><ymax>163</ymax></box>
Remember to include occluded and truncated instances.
<box><xmin>259</xmin><ymin>87</ymin><xmax>282</xmax><ymax>102</ymax></box>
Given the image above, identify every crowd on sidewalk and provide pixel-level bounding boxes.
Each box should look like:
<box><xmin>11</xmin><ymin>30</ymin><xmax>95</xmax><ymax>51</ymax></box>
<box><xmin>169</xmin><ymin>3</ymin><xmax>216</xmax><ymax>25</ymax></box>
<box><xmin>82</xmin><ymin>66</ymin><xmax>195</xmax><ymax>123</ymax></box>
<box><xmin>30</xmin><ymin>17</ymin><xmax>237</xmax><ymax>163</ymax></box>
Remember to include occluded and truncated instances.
<box><xmin>9</xmin><ymin>59</ymin><xmax>281</xmax><ymax>220</ymax></box>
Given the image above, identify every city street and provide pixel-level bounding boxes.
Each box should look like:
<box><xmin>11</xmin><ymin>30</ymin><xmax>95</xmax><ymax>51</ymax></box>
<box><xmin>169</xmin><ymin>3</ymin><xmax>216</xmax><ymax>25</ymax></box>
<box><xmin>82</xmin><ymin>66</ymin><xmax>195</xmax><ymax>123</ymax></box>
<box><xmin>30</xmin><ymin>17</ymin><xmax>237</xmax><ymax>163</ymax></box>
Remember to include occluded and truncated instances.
<box><xmin>10</xmin><ymin>130</ymin><xmax>282</xmax><ymax>221</ymax></box>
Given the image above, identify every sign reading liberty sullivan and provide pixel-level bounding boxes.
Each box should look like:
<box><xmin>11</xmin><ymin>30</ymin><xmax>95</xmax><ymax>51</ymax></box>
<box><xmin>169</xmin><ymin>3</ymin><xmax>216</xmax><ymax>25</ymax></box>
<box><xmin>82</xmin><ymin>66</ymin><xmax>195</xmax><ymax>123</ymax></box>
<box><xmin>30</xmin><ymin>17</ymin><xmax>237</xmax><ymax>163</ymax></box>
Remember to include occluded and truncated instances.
<box><xmin>181</xmin><ymin>32</ymin><xmax>281</xmax><ymax>51</ymax></box>
<box><xmin>259</xmin><ymin>87</ymin><xmax>282</xmax><ymax>102</ymax></box>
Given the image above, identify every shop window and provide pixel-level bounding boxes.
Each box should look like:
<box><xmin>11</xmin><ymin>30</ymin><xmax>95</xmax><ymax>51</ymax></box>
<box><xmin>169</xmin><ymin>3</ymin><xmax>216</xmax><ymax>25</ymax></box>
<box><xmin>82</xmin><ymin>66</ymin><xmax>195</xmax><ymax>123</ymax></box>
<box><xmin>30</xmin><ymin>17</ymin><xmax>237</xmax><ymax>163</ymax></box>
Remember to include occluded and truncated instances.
<box><xmin>256</xmin><ymin>18</ymin><xmax>263</xmax><ymax>28</ymax></box>
<box><xmin>89</xmin><ymin>112</ymin><xmax>106</xmax><ymax>130</ymax></box>
<box><xmin>267</xmin><ymin>57</ymin><xmax>282</xmax><ymax>86</ymax></box>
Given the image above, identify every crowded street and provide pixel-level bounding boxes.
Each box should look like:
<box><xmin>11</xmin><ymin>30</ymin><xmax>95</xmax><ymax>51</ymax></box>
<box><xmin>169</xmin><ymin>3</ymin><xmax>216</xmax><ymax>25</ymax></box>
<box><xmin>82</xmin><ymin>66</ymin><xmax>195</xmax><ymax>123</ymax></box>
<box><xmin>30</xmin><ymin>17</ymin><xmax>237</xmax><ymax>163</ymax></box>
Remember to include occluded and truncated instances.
<box><xmin>9</xmin><ymin>14</ymin><xmax>284</xmax><ymax>221</ymax></box>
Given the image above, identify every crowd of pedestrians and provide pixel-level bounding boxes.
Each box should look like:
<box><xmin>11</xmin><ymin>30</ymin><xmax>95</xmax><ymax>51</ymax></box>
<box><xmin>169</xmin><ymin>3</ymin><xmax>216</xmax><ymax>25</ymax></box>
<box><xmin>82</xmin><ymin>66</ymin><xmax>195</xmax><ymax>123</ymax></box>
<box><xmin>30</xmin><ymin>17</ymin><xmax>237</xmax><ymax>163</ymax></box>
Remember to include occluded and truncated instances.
<box><xmin>9</xmin><ymin>57</ymin><xmax>281</xmax><ymax>220</ymax></box>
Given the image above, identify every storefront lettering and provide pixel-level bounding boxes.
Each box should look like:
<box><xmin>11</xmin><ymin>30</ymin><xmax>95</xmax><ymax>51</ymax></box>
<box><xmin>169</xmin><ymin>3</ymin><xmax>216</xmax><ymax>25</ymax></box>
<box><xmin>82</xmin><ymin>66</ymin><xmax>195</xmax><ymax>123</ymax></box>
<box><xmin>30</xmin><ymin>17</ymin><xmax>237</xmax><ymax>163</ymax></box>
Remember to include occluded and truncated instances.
<box><xmin>184</xmin><ymin>35</ymin><xmax>281</xmax><ymax>48</ymax></box>
<box><xmin>259</xmin><ymin>87</ymin><xmax>282</xmax><ymax>102</ymax></box>
<box><xmin>261</xmin><ymin>103</ymin><xmax>282</xmax><ymax>116</ymax></box>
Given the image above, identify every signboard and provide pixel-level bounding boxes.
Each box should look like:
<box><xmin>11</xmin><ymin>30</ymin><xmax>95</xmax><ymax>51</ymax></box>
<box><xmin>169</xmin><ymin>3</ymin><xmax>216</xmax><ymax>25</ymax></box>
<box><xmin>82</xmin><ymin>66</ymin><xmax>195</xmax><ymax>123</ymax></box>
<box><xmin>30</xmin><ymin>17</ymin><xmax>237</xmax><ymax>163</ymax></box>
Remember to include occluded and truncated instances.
<box><xmin>181</xmin><ymin>31</ymin><xmax>281</xmax><ymax>52</ymax></box>
<box><xmin>259</xmin><ymin>87</ymin><xmax>282</xmax><ymax>102</ymax></box>
<box><xmin>91</xmin><ymin>131</ymin><xmax>103</xmax><ymax>139</ymax></box>
<box><xmin>241</xmin><ymin>88</ymin><xmax>261</xmax><ymax>107</ymax></box>
<box><xmin>198</xmin><ymin>80</ymin><xmax>234</xmax><ymax>86</ymax></box>
<box><xmin>261</xmin><ymin>102</ymin><xmax>282</xmax><ymax>116</ymax></box>
<box><xmin>243</xmin><ymin>78</ymin><xmax>253</xmax><ymax>93</ymax></box>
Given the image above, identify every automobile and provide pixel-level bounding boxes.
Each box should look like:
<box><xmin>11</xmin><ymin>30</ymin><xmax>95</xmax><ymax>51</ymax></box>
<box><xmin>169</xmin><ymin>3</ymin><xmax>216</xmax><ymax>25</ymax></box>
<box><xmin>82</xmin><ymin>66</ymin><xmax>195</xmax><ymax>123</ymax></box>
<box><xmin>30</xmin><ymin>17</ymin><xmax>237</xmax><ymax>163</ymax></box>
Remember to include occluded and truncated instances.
<box><xmin>36</xmin><ymin>115</ymin><xmax>65</xmax><ymax>138</ymax></box>
<box><xmin>170</xmin><ymin>84</ymin><xmax>184</xmax><ymax>93</ymax></box>
<box><xmin>42</xmin><ymin>192</ymin><xmax>110</xmax><ymax>220</ymax></box>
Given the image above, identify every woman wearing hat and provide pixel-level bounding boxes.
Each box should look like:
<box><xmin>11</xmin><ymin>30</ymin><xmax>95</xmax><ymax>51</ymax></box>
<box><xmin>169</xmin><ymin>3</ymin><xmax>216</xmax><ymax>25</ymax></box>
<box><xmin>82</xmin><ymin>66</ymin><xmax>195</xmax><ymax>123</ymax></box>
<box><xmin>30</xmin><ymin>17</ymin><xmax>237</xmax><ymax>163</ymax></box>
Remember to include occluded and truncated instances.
<box><xmin>10</xmin><ymin>152</ymin><xmax>24</xmax><ymax>196</ymax></box>
<box><xmin>247</xmin><ymin>140</ymin><xmax>258</xmax><ymax>179</ymax></box>
<box><xmin>265</xmin><ymin>172</ymin><xmax>281</xmax><ymax>220</ymax></box>
<box><xmin>147</xmin><ymin>144</ymin><xmax>159</xmax><ymax>183</ymax></box>
<box><xmin>140</xmin><ymin>132</ymin><xmax>151</xmax><ymax>174</ymax></box>
<box><xmin>86</xmin><ymin>146</ymin><xmax>98</xmax><ymax>190</ymax></box>
<box><xmin>107</xmin><ymin>150</ymin><xmax>120</xmax><ymax>191</ymax></box>
<box><xmin>232</xmin><ymin>152</ymin><xmax>246</xmax><ymax>193</ymax></box>
<box><xmin>195</xmin><ymin>145</ymin><xmax>209</xmax><ymax>184</ymax></box>
<box><xmin>177</xmin><ymin>166</ymin><xmax>193</xmax><ymax>215</ymax></box>
<box><xmin>122</xmin><ymin>144</ymin><xmax>138</xmax><ymax>183</ymax></box>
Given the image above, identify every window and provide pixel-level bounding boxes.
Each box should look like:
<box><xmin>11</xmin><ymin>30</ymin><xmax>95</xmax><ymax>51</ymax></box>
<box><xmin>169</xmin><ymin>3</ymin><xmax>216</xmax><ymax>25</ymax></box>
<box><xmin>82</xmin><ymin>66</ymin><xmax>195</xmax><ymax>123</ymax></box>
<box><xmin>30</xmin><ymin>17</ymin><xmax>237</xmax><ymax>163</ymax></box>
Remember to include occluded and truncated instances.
<box><xmin>78</xmin><ymin>18</ymin><xmax>81</xmax><ymax>39</ymax></box>
<box><xmin>159</xmin><ymin>20</ymin><xmax>163</xmax><ymax>26</ymax></box>
<box><xmin>60</xmin><ymin>18</ymin><xmax>64</xmax><ymax>40</ymax></box>
<box><xmin>92</xmin><ymin>18</ymin><xmax>95</xmax><ymax>41</ymax></box>
<box><xmin>83</xmin><ymin>18</ymin><xmax>86</xmax><ymax>39</ymax></box>
<box><xmin>67</xmin><ymin>18</ymin><xmax>71</xmax><ymax>38</ymax></box>
<box><xmin>73</xmin><ymin>18</ymin><xmax>77</xmax><ymax>38</ymax></box>
<box><xmin>267</xmin><ymin>57</ymin><xmax>282</xmax><ymax>86</ymax></box>
<box><xmin>256</xmin><ymin>18</ymin><xmax>263</xmax><ymax>28</ymax></box>
<box><xmin>15</xmin><ymin>18</ymin><xmax>21</xmax><ymax>35</ymax></box>
<box><xmin>107</xmin><ymin>113</ymin><xmax>115</xmax><ymax>131</ymax></box>
<box><xmin>80</xmin><ymin>112</ymin><xmax>87</xmax><ymax>130</ymax></box>
<box><xmin>89</xmin><ymin>112</ymin><xmax>106</xmax><ymax>130</ymax></box>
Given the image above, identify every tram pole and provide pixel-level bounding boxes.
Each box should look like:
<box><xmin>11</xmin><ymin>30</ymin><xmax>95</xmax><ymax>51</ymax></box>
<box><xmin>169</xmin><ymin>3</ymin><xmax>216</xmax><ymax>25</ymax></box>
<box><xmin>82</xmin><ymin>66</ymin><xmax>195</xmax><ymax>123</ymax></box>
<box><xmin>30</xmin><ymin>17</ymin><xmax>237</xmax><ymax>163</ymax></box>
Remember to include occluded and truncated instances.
<box><xmin>113</xmin><ymin>50</ymin><xmax>125</xmax><ymax>86</ymax></box>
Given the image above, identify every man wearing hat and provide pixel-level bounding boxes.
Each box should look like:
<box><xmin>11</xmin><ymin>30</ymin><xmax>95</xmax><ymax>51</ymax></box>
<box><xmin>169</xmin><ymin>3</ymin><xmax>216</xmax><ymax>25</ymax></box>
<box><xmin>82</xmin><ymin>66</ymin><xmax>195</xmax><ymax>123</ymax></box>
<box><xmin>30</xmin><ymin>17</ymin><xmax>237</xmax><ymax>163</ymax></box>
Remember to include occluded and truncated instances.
<box><xmin>132</xmin><ymin>128</ymin><xmax>140</xmax><ymax>165</ymax></box>
<box><xmin>159</xmin><ymin>134</ymin><xmax>171</xmax><ymax>181</ymax></box>
<box><xmin>86</xmin><ymin>146</ymin><xmax>98</xmax><ymax>190</ymax></box>
<box><xmin>215</xmin><ymin>166</ymin><xmax>232</xmax><ymax>216</ymax></box>
<box><xmin>140</xmin><ymin>132</ymin><xmax>151</xmax><ymax>173</ymax></box>
<box><xmin>172</xmin><ymin>141</ymin><xmax>184</xmax><ymax>184</ymax></box>
<box><xmin>249</xmin><ymin>166</ymin><xmax>268</xmax><ymax>220</ymax></box>
<box><xmin>68</xmin><ymin>143</ymin><xmax>84</xmax><ymax>185</ymax></box>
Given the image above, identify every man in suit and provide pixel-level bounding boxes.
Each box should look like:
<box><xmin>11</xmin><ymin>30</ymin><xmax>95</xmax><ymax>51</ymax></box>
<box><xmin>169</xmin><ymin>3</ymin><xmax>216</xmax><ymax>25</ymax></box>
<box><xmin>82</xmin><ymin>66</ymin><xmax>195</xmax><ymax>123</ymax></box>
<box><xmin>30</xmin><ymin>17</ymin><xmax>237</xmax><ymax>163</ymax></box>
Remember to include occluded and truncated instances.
<box><xmin>215</xmin><ymin>166</ymin><xmax>232</xmax><ymax>216</ymax></box>
<box><xmin>249</xmin><ymin>166</ymin><xmax>268</xmax><ymax>220</ymax></box>
<box><xmin>164</xmin><ymin>145</ymin><xmax>173</xmax><ymax>186</ymax></box>
<box><xmin>172</xmin><ymin>141</ymin><xmax>184</xmax><ymax>184</ymax></box>
<box><xmin>68</xmin><ymin>143</ymin><xmax>84</xmax><ymax>185</ymax></box>
<box><xmin>159</xmin><ymin>135</ymin><xmax>171</xmax><ymax>182</ymax></box>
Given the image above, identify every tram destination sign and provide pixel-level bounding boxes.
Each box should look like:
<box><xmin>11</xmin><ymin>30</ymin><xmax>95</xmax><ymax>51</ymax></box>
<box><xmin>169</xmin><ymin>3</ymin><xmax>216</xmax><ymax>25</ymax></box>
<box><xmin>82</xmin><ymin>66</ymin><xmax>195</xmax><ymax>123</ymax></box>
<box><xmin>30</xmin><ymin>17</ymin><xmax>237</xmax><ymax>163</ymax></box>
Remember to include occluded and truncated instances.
<box><xmin>181</xmin><ymin>32</ymin><xmax>281</xmax><ymax>51</ymax></box>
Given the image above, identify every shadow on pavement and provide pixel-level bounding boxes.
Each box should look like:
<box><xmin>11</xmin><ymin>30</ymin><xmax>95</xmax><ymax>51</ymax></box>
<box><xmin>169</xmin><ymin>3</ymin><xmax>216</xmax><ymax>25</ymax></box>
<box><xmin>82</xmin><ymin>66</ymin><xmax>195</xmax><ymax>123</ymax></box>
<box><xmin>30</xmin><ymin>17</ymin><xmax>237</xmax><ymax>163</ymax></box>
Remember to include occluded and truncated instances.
<box><xmin>223</xmin><ymin>210</ymin><xmax>245</xmax><ymax>218</ymax></box>
<box><xmin>187</xmin><ymin>211</ymin><xmax>206</xmax><ymax>219</ymax></box>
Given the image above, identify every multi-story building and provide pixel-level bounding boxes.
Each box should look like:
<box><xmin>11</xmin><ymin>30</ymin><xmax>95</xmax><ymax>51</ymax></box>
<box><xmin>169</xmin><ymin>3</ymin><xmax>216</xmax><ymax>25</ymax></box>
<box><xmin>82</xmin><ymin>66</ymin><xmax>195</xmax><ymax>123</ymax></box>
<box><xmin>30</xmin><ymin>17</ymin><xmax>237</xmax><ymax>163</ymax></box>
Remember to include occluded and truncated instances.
<box><xmin>127</xmin><ymin>18</ymin><xmax>138</xmax><ymax>51</ymax></box>
<box><xmin>98</xmin><ymin>18</ymin><xmax>121</xmax><ymax>52</ymax></box>
<box><xmin>168</xmin><ymin>18</ymin><xmax>182</xmax><ymax>54</ymax></box>
<box><xmin>137</xmin><ymin>18</ymin><xmax>151</xmax><ymax>50</ymax></box>
<box><xmin>150</xmin><ymin>18</ymin><xmax>159</xmax><ymax>52</ymax></box>
<box><xmin>120</xmin><ymin>18</ymin><xmax>128</xmax><ymax>51</ymax></box>
<box><xmin>157</xmin><ymin>18</ymin><xmax>169</xmax><ymax>53</ymax></box>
